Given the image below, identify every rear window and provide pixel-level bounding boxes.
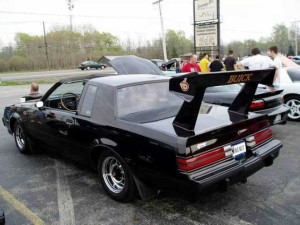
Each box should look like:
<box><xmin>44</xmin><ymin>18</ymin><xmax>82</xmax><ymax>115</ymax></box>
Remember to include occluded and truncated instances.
<box><xmin>286</xmin><ymin>68</ymin><xmax>300</xmax><ymax>82</ymax></box>
<box><xmin>116</xmin><ymin>82</ymin><xmax>183</xmax><ymax>121</ymax></box>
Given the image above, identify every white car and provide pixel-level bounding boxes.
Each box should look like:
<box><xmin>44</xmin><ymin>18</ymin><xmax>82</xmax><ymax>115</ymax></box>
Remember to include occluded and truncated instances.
<box><xmin>280</xmin><ymin>67</ymin><xmax>300</xmax><ymax>121</ymax></box>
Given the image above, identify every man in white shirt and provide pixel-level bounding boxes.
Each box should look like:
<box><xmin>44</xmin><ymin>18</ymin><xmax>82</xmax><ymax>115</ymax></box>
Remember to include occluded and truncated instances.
<box><xmin>237</xmin><ymin>48</ymin><xmax>276</xmax><ymax>70</ymax></box>
<box><xmin>268</xmin><ymin>46</ymin><xmax>282</xmax><ymax>87</ymax></box>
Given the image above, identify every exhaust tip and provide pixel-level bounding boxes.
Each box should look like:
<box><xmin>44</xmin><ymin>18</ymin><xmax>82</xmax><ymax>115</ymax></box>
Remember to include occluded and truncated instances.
<box><xmin>264</xmin><ymin>155</ymin><xmax>274</xmax><ymax>167</ymax></box>
<box><xmin>218</xmin><ymin>178</ymin><xmax>230</xmax><ymax>193</ymax></box>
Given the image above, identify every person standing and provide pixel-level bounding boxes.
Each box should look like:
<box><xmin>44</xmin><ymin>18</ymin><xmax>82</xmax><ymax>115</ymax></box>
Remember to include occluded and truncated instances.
<box><xmin>224</xmin><ymin>50</ymin><xmax>237</xmax><ymax>71</ymax></box>
<box><xmin>209</xmin><ymin>55</ymin><xmax>224</xmax><ymax>72</ymax></box>
<box><xmin>237</xmin><ymin>48</ymin><xmax>276</xmax><ymax>70</ymax></box>
<box><xmin>181</xmin><ymin>54</ymin><xmax>201</xmax><ymax>72</ymax></box>
<box><xmin>269</xmin><ymin>46</ymin><xmax>282</xmax><ymax>87</ymax></box>
<box><xmin>174</xmin><ymin>59</ymin><xmax>181</xmax><ymax>73</ymax></box>
<box><xmin>199</xmin><ymin>53</ymin><xmax>209</xmax><ymax>72</ymax></box>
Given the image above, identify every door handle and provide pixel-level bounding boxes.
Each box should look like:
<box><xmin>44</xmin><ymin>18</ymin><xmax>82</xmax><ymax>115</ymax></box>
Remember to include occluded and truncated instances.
<box><xmin>66</xmin><ymin>119</ymin><xmax>73</xmax><ymax>124</ymax></box>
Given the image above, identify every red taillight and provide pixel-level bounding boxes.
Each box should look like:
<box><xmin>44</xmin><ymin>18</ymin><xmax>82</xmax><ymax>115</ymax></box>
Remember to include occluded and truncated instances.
<box><xmin>246</xmin><ymin>128</ymin><xmax>273</xmax><ymax>147</ymax></box>
<box><xmin>253</xmin><ymin>128</ymin><xmax>273</xmax><ymax>145</ymax></box>
<box><xmin>177</xmin><ymin>147</ymin><xmax>226</xmax><ymax>171</ymax></box>
<box><xmin>250</xmin><ymin>100</ymin><xmax>265</xmax><ymax>109</ymax></box>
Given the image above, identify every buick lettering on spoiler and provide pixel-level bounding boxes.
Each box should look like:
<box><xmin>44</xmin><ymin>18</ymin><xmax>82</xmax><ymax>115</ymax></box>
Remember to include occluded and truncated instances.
<box><xmin>227</xmin><ymin>73</ymin><xmax>253</xmax><ymax>84</ymax></box>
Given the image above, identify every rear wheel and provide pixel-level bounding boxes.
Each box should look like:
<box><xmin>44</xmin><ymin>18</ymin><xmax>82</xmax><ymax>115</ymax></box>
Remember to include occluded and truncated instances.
<box><xmin>14</xmin><ymin>121</ymin><xmax>31</xmax><ymax>154</ymax></box>
<box><xmin>285</xmin><ymin>95</ymin><xmax>300</xmax><ymax>121</ymax></box>
<box><xmin>98</xmin><ymin>150</ymin><xmax>136</xmax><ymax>202</ymax></box>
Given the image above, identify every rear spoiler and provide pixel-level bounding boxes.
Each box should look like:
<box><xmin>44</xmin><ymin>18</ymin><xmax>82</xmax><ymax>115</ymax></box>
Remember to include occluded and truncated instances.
<box><xmin>169</xmin><ymin>68</ymin><xmax>275</xmax><ymax>131</ymax></box>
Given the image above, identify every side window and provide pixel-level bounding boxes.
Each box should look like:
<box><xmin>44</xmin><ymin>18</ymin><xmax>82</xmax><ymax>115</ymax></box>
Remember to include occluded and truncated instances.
<box><xmin>80</xmin><ymin>85</ymin><xmax>98</xmax><ymax>117</ymax></box>
<box><xmin>44</xmin><ymin>81</ymin><xmax>85</xmax><ymax>110</ymax></box>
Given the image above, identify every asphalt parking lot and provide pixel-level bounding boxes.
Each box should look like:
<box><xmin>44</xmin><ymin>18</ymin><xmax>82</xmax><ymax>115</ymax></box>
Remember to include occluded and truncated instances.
<box><xmin>0</xmin><ymin>84</ymin><xmax>300</xmax><ymax>225</ymax></box>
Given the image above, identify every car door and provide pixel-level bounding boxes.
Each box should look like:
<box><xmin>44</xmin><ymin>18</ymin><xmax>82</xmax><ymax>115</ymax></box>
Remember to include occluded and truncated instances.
<box><xmin>27</xmin><ymin>80</ymin><xmax>85</xmax><ymax>157</ymax></box>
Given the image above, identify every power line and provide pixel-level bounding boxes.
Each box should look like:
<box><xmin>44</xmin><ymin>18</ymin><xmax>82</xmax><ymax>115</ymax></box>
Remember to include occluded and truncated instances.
<box><xmin>0</xmin><ymin>21</ymin><xmax>42</xmax><ymax>24</ymax></box>
<box><xmin>0</xmin><ymin>10</ymin><xmax>157</xmax><ymax>20</ymax></box>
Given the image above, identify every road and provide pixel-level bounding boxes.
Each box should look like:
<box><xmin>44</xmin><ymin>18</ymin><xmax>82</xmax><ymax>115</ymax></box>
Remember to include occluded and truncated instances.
<box><xmin>0</xmin><ymin>83</ymin><xmax>300</xmax><ymax>225</ymax></box>
<box><xmin>0</xmin><ymin>68</ymin><xmax>115</xmax><ymax>81</ymax></box>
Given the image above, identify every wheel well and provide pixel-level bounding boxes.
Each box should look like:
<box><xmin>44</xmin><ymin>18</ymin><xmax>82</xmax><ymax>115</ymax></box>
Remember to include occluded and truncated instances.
<box><xmin>284</xmin><ymin>94</ymin><xmax>300</xmax><ymax>102</ymax></box>
<box><xmin>90</xmin><ymin>146</ymin><xmax>110</xmax><ymax>168</ymax></box>
<box><xmin>9</xmin><ymin>117</ymin><xmax>17</xmax><ymax>133</ymax></box>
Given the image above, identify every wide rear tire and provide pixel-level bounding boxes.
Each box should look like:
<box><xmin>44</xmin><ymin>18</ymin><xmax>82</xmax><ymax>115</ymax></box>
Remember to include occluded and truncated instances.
<box><xmin>97</xmin><ymin>150</ymin><xmax>136</xmax><ymax>202</ymax></box>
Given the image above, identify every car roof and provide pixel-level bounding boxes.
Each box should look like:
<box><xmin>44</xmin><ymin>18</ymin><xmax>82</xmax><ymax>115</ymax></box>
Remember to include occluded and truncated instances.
<box><xmin>88</xmin><ymin>74</ymin><xmax>170</xmax><ymax>87</ymax></box>
<box><xmin>60</xmin><ymin>74</ymin><xmax>113</xmax><ymax>83</ymax></box>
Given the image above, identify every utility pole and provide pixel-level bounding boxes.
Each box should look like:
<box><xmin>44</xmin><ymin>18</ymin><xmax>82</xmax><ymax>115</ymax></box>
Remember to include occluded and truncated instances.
<box><xmin>291</xmin><ymin>20</ymin><xmax>299</xmax><ymax>55</ymax></box>
<box><xmin>43</xmin><ymin>22</ymin><xmax>50</xmax><ymax>71</ymax></box>
<box><xmin>153</xmin><ymin>0</ymin><xmax>168</xmax><ymax>62</ymax></box>
<box><xmin>67</xmin><ymin>0</ymin><xmax>74</xmax><ymax>30</ymax></box>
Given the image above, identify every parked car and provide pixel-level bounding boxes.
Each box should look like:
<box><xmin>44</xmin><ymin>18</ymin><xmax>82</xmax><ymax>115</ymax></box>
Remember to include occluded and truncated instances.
<box><xmin>203</xmin><ymin>84</ymin><xmax>289</xmax><ymax>125</ymax></box>
<box><xmin>150</xmin><ymin>59</ymin><xmax>164</xmax><ymax>70</ymax></box>
<box><xmin>279</xmin><ymin>67</ymin><xmax>300</xmax><ymax>121</ymax></box>
<box><xmin>2</xmin><ymin>60</ymin><xmax>283</xmax><ymax>202</ymax></box>
<box><xmin>78</xmin><ymin>61</ymin><xmax>106</xmax><ymax>70</ymax></box>
<box><xmin>165</xmin><ymin>58</ymin><xmax>181</xmax><ymax>71</ymax></box>
<box><xmin>291</xmin><ymin>56</ymin><xmax>300</xmax><ymax>65</ymax></box>
<box><xmin>0</xmin><ymin>208</ymin><xmax>4</xmax><ymax>225</ymax></box>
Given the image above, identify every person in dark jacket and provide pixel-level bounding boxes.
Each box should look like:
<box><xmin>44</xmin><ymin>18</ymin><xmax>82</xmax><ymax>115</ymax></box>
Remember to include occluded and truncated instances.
<box><xmin>209</xmin><ymin>55</ymin><xmax>224</xmax><ymax>72</ymax></box>
<box><xmin>224</xmin><ymin>50</ymin><xmax>237</xmax><ymax>71</ymax></box>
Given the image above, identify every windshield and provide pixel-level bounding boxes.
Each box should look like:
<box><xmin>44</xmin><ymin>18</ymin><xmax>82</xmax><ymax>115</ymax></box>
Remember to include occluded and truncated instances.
<box><xmin>117</xmin><ymin>82</ymin><xmax>183</xmax><ymax>122</ymax></box>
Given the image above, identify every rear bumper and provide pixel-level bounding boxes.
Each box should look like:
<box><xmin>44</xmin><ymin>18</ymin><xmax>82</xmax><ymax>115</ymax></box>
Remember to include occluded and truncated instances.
<box><xmin>189</xmin><ymin>139</ymin><xmax>282</xmax><ymax>189</ymax></box>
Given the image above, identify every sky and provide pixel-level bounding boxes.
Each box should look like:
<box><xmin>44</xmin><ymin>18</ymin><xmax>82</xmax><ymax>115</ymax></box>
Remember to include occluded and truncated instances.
<box><xmin>0</xmin><ymin>0</ymin><xmax>300</xmax><ymax>47</ymax></box>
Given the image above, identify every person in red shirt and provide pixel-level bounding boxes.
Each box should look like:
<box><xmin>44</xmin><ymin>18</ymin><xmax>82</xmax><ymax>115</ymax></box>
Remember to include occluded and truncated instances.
<box><xmin>181</xmin><ymin>54</ymin><xmax>201</xmax><ymax>72</ymax></box>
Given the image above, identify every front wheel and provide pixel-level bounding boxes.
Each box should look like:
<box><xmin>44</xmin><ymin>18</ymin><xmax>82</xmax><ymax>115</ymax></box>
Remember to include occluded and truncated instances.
<box><xmin>14</xmin><ymin>121</ymin><xmax>31</xmax><ymax>154</ymax></box>
<box><xmin>86</xmin><ymin>66</ymin><xmax>90</xmax><ymax>70</ymax></box>
<box><xmin>100</xmin><ymin>65</ymin><xmax>105</xmax><ymax>69</ymax></box>
<box><xmin>285</xmin><ymin>95</ymin><xmax>300</xmax><ymax>121</ymax></box>
<box><xmin>98</xmin><ymin>150</ymin><xmax>136</xmax><ymax>202</ymax></box>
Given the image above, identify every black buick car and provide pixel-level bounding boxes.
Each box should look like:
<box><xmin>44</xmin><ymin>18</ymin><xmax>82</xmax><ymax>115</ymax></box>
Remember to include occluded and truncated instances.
<box><xmin>2</xmin><ymin>62</ymin><xmax>286</xmax><ymax>202</ymax></box>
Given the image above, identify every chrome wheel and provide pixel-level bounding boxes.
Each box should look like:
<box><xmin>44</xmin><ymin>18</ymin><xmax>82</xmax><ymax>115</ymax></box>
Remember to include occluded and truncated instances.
<box><xmin>15</xmin><ymin>125</ymin><xmax>26</xmax><ymax>150</ymax></box>
<box><xmin>286</xmin><ymin>98</ymin><xmax>300</xmax><ymax>120</ymax></box>
<box><xmin>14</xmin><ymin>122</ymin><xmax>31</xmax><ymax>154</ymax></box>
<box><xmin>102</xmin><ymin>156</ymin><xmax>125</xmax><ymax>193</ymax></box>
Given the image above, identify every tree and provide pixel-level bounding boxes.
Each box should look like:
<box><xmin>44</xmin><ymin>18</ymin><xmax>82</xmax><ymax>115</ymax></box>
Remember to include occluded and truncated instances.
<box><xmin>165</xmin><ymin>29</ymin><xmax>193</xmax><ymax>58</ymax></box>
<box><xmin>271</xmin><ymin>23</ymin><xmax>290</xmax><ymax>54</ymax></box>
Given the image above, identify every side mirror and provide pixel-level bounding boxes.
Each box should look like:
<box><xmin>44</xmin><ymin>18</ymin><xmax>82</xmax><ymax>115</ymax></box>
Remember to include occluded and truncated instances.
<box><xmin>35</xmin><ymin>101</ymin><xmax>44</xmax><ymax>108</ymax></box>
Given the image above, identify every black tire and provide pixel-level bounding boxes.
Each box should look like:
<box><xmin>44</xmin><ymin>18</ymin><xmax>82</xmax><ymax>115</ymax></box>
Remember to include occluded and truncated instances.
<box><xmin>80</xmin><ymin>68</ymin><xmax>84</xmax><ymax>70</ymax></box>
<box><xmin>87</xmin><ymin>66</ymin><xmax>91</xmax><ymax>70</ymax></box>
<box><xmin>284</xmin><ymin>95</ymin><xmax>300</xmax><ymax>121</ymax></box>
<box><xmin>97</xmin><ymin>150</ymin><xmax>136</xmax><ymax>202</ymax></box>
<box><xmin>100</xmin><ymin>65</ymin><xmax>105</xmax><ymax>69</ymax></box>
<box><xmin>13</xmin><ymin>121</ymin><xmax>31</xmax><ymax>154</ymax></box>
